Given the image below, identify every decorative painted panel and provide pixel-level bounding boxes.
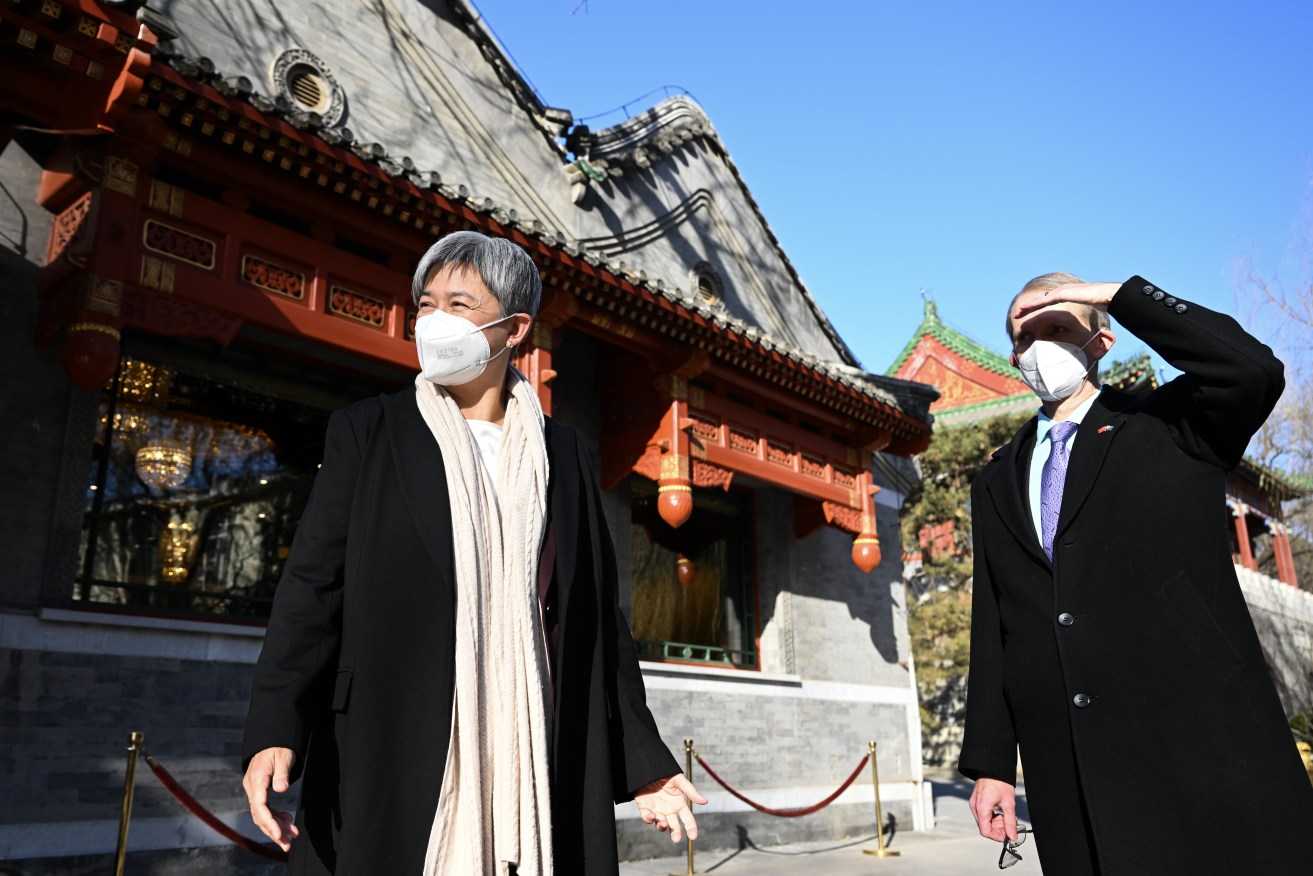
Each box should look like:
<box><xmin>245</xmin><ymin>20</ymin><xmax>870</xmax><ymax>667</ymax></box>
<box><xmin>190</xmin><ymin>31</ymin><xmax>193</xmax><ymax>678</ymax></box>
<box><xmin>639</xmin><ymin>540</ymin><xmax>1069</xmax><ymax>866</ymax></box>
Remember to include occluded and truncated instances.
<box><xmin>241</xmin><ymin>255</ymin><xmax>305</xmax><ymax>301</ymax></box>
<box><xmin>142</xmin><ymin>220</ymin><xmax>216</xmax><ymax>270</ymax></box>
<box><xmin>328</xmin><ymin>284</ymin><xmax>387</xmax><ymax>329</ymax></box>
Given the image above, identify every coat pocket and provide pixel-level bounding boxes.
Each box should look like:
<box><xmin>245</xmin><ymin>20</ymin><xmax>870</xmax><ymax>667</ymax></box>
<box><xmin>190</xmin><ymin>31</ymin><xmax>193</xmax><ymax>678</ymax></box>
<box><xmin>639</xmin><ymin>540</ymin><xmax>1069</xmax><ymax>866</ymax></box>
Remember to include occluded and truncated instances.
<box><xmin>331</xmin><ymin>669</ymin><xmax>353</xmax><ymax>712</ymax></box>
<box><xmin>1159</xmin><ymin>571</ymin><xmax>1244</xmax><ymax>683</ymax></box>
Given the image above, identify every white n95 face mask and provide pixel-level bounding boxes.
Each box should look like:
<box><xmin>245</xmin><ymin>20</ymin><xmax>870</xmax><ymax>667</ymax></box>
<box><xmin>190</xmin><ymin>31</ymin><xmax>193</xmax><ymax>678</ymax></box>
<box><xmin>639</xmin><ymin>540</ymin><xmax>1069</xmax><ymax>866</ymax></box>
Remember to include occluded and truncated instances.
<box><xmin>414</xmin><ymin>309</ymin><xmax>516</xmax><ymax>386</ymax></box>
<box><xmin>1015</xmin><ymin>333</ymin><xmax>1100</xmax><ymax>402</ymax></box>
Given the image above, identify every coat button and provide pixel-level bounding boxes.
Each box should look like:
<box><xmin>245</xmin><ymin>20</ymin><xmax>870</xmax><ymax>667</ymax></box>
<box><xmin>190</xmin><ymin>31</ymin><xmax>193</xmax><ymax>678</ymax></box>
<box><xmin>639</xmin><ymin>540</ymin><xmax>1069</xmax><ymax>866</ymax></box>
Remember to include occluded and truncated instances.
<box><xmin>1143</xmin><ymin>284</ymin><xmax>1155</xmax><ymax>294</ymax></box>
<box><xmin>1073</xmin><ymin>693</ymin><xmax>1091</xmax><ymax>708</ymax></box>
<box><xmin>1164</xmin><ymin>296</ymin><xmax>1177</xmax><ymax>307</ymax></box>
<box><xmin>1175</xmin><ymin>303</ymin><xmax>1188</xmax><ymax>314</ymax></box>
<box><xmin>1152</xmin><ymin>290</ymin><xmax>1166</xmax><ymax>301</ymax></box>
<box><xmin>1058</xmin><ymin>612</ymin><xmax>1075</xmax><ymax>626</ymax></box>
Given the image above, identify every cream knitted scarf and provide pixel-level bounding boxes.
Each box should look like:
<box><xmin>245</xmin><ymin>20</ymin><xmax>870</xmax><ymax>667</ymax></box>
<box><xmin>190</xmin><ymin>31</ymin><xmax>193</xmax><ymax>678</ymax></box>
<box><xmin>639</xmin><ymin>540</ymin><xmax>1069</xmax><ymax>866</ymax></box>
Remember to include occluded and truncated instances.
<box><xmin>414</xmin><ymin>370</ymin><xmax>554</xmax><ymax>876</ymax></box>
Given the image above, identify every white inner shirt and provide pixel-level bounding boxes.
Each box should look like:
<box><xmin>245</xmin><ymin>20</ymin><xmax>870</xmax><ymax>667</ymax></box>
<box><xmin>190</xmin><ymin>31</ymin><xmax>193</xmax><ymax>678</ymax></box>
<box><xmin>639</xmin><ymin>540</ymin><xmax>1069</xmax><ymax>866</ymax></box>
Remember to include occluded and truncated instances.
<box><xmin>466</xmin><ymin>419</ymin><xmax>504</xmax><ymax>509</ymax></box>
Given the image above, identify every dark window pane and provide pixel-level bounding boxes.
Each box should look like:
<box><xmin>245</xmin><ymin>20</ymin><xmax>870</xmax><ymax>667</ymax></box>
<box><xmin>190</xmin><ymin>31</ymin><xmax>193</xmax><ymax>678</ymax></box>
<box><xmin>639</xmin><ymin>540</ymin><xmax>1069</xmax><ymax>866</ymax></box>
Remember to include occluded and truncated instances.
<box><xmin>77</xmin><ymin>355</ymin><xmax>338</xmax><ymax>620</ymax></box>
<box><xmin>629</xmin><ymin>479</ymin><xmax>756</xmax><ymax>667</ymax></box>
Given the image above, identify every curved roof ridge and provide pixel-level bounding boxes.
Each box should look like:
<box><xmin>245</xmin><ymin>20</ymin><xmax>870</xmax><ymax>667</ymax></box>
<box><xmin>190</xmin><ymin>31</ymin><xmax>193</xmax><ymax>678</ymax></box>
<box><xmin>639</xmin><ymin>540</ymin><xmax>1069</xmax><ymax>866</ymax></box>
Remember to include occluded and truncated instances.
<box><xmin>587</xmin><ymin>95</ymin><xmax>711</xmax><ymax>153</ymax></box>
<box><xmin>577</xmin><ymin>94</ymin><xmax>862</xmax><ymax>370</ymax></box>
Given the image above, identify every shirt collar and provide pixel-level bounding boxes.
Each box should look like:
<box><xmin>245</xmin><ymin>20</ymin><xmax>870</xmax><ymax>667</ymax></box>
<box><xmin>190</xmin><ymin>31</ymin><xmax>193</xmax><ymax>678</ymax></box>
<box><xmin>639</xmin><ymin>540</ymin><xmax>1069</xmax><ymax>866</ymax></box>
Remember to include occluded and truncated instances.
<box><xmin>1036</xmin><ymin>388</ymin><xmax>1103</xmax><ymax>444</ymax></box>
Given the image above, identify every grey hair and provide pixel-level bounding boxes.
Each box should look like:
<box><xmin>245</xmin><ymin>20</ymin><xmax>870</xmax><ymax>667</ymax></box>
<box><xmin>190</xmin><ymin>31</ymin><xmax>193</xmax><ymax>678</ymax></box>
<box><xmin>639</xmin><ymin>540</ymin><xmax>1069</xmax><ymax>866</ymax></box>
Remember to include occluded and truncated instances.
<box><xmin>1005</xmin><ymin>271</ymin><xmax>1110</xmax><ymax>341</ymax></box>
<box><xmin>411</xmin><ymin>230</ymin><xmax>542</xmax><ymax>317</ymax></box>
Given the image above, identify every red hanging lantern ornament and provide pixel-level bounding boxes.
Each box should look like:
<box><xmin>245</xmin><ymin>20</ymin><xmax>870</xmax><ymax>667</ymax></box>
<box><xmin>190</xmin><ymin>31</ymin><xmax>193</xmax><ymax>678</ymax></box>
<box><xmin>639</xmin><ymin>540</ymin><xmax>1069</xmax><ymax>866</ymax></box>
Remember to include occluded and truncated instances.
<box><xmin>851</xmin><ymin>474</ymin><xmax>883</xmax><ymax>573</ymax></box>
<box><xmin>657</xmin><ymin>478</ymin><xmax>693</xmax><ymax>528</ymax></box>
<box><xmin>675</xmin><ymin>554</ymin><xmax>695</xmax><ymax>588</ymax></box>
<box><xmin>58</xmin><ymin>276</ymin><xmax>124</xmax><ymax>390</ymax></box>
<box><xmin>852</xmin><ymin>531</ymin><xmax>882</xmax><ymax>574</ymax></box>
<box><xmin>63</xmin><ymin>320</ymin><xmax>122</xmax><ymax>390</ymax></box>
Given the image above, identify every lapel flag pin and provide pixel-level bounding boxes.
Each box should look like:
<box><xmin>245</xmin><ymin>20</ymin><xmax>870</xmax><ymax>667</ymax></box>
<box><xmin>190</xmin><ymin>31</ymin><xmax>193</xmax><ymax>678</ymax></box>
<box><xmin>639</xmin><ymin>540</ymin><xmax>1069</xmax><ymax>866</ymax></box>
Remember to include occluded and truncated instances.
<box><xmin>1097</xmin><ymin>425</ymin><xmax>1114</xmax><ymax>434</ymax></box>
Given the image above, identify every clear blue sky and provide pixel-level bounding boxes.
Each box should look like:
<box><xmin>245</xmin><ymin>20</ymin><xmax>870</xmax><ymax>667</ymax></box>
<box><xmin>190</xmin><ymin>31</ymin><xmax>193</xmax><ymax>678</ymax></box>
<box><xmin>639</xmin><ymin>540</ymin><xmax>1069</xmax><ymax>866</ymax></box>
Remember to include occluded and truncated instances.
<box><xmin>472</xmin><ymin>0</ymin><xmax>1313</xmax><ymax>378</ymax></box>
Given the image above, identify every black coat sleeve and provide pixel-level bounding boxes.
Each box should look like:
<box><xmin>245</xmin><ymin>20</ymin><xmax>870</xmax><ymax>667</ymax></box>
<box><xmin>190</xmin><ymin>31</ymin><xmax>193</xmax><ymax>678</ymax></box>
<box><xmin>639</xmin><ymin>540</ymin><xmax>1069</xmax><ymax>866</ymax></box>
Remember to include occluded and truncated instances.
<box><xmin>1108</xmin><ymin>276</ymin><xmax>1285</xmax><ymax>470</ymax></box>
<box><xmin>242</xmin><ymin>407</ymin><xmax>362</xmax><ymax>781</ymax></box>
<box><xmin>957</xmin><ymin>476</ymin><xmax>1018</xmax><ymax>785</ymax></box>
<box><xmin>577</xmin><ymin>440</ymin><xmax>681</xmax><ymax>801</ymax></box>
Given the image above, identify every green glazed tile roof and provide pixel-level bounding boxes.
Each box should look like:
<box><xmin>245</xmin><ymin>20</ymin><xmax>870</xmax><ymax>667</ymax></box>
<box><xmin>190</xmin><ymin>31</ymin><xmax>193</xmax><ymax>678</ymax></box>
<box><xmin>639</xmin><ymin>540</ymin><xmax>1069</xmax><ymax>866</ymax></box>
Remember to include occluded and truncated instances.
<box><xmin>1102</xmin><ymin>352</ymin><xmax>1155</xmax><ymax>391</ymax></box>
<box><xmin>1238</xmin><ymin>456</ymin><xmax>1313</xmax><ymax>498</ymax></box>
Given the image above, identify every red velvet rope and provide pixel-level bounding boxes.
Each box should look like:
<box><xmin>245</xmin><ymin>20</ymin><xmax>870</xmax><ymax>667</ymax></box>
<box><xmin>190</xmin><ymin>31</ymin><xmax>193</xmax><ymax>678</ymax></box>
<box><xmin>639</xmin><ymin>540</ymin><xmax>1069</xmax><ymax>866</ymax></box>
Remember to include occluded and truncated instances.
<box><xmin>145</xmin><ymin>754</ymin><xmax>289</xmax><ymax>862</ymax></box>
<box><xmin>694</xmin><ymin>754</ymin><xmax>870</xmax><ymax>817</ymax></box>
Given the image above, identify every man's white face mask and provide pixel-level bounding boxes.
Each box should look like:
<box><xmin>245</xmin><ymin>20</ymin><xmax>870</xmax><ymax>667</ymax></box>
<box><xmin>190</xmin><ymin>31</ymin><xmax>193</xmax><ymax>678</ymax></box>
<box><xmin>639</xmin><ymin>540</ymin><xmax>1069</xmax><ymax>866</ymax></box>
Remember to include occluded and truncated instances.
<box><xmin>1015</xmin><ymin>332</ymin><xmax>1101</xmax><ymax>402</ymax></box>
<box><xmin>414</xmin><ymin>309</ymin><xmax>516</xmax><ymax>386</ymax></box>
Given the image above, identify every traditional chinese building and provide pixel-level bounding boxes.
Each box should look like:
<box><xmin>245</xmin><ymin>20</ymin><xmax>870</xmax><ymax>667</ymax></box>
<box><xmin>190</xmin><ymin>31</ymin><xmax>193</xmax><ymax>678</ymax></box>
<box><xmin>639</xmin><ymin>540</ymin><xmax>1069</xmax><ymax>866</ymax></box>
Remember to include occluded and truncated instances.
<box><xmin>0</xmin><ymin>1</ymin><xmax>941</xmax><ymax>871</ymax></box>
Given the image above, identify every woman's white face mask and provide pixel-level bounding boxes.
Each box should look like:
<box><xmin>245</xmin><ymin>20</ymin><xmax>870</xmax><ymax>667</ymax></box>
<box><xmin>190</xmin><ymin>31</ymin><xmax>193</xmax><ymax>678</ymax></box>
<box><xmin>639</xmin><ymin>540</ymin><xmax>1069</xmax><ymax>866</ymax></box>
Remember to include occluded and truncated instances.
<box><xmin>1015</xmin><ymin>332</ymin><xmax>1101</xmax><ymax>402</ymax></box>
<box><xmin>414</xmin><ymin>309</ymin><xmax>517</xmax><ymax>386</ymax></box>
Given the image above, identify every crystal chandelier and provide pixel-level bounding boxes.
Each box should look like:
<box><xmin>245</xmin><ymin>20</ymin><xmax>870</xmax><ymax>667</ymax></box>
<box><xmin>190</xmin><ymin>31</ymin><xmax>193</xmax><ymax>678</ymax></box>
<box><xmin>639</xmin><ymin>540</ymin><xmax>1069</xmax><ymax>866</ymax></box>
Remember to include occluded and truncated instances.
<box><xmin>158</xmin><ymin>520</ymin><xmax>199</xmax><ymax>584</ymax></box>
<box><xmin>136</xmin><ymin>442</ymin><xmax>193</xmax><ymax>491</ymax></box>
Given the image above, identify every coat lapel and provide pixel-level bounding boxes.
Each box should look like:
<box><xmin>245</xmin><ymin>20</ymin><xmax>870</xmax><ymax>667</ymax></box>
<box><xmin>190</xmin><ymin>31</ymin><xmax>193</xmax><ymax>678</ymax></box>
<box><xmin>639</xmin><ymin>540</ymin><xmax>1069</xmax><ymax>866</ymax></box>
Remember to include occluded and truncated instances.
<box><xmin>986</xmin><ymin>417</ymin><xmax>1051</xmax><ymax>567</ymax></box>
<box><xmin>382</xmin><ymin>388</ymin><xmax>456</xmax><ymax>579</ymax></box>
<box><xmin>1055</xmin><ymin>389</ymin><xmax>1128</xmax><ymax>540</ymax></box>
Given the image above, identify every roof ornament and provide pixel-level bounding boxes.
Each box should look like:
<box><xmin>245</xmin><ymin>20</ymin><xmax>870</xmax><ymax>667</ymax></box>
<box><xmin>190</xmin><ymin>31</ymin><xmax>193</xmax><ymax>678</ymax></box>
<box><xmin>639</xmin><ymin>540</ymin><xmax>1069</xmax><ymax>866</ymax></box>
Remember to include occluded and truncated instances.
<box><xmin>920</xmin><ymin>289</ymin><xmax>938</xmax><ymax>322</ymax></box>
<box><xmin>563</xmin><ymin>157</ymin><xmax>610</xmax><ymax>204</ymax></box>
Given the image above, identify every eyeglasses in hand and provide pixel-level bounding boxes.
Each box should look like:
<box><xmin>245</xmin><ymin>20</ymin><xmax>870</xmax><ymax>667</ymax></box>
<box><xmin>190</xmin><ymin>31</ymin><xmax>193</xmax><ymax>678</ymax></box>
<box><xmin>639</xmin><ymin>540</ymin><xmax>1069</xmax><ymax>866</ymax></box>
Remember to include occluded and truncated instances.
<box><xmin>998</xmin><ymin>826</ymin><xmax>1034</xmax><ymax>869</ymax></box>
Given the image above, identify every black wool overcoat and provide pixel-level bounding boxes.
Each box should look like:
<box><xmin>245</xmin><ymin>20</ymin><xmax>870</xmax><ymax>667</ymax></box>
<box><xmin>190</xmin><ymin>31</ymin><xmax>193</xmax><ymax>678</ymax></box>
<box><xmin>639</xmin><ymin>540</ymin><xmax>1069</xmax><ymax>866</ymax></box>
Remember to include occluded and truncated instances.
<box><xmin>243</xmin><ymin>388</ymin><xmax>679</xmax><ymax>875</ymax></box>
<box><xmin>958</xmin><ymin>277</ymin><xmax>1313</xmax><ymax>875</ymax></box>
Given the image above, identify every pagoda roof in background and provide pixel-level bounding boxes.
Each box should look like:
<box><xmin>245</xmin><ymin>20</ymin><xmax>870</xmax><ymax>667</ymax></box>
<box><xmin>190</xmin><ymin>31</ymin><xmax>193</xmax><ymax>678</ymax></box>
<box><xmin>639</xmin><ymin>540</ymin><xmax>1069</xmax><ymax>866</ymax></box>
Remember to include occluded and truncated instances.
<box><xmin>886</xmin><ymin>298</ymin><xmax>1014</xmax><ymax>380</ymax></box>
<box><xmin>885</xmin><ymin>298</ymin><xmax>1031</xmax><ymax>418</ymax></box>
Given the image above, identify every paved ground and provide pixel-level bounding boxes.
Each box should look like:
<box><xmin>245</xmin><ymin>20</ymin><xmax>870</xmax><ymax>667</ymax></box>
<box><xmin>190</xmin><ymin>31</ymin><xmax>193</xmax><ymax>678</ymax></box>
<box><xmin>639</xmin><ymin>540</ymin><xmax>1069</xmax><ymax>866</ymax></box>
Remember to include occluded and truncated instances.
<box><xmin>621</xmin><ymin>777</ymin><xmax>1038</xmax><ymax>876</ymax></box>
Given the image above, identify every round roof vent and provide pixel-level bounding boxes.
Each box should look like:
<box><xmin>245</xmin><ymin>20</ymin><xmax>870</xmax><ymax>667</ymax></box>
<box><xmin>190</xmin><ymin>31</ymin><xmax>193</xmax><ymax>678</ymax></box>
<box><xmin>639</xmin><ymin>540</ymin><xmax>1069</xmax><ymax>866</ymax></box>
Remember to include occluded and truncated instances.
<box><xmin>288</xmin><ymin>65</ymin><xmax>326</xmax><ymax>112</ymax></box>
<box><xmin>270</xmin><ymin>48</ymin><xmax>346</xmax><ymax>126</ymax></box>
<box><xmin>689</xmin><ymin>262</ymin><xmax>723</xmax><ymax>306</ymax></box>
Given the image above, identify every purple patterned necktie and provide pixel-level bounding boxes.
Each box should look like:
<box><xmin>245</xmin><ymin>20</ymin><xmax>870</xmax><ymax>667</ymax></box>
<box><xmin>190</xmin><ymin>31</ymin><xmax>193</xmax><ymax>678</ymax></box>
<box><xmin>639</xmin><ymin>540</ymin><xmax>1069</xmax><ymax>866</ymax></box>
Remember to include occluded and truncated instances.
<box><xmin>1041</xmin><ymin>421</ymin><xmax>1079</xmax><ymax>560</ymax></box>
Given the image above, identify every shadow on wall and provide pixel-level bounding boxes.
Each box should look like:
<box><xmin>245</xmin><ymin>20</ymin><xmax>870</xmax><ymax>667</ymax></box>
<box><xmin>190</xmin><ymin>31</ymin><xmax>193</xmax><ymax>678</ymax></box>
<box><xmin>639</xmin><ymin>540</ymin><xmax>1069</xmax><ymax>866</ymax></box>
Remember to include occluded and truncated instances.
<box><xmin>865</xmin><ymin>510</ymin><xmax>905</xmax><ymax>666</ymax></box>
<box><xmin>796</xmin><ymin>522</ymin><xmax>902</xmax><ymax>667</ymax></box>
<box><xmin>161</xmin><ymin>1</ymin><xmax>315</xmax><ymax>81</ymax></box>
<box><xmin>0</xmin><ymin>179</ymin><xmax>30</xmax><ymax>259</ymax></box>
<box><xmin>749</xmin><ymin>487</ymin><xmax>904</xmax><ymax>672</ymax></box>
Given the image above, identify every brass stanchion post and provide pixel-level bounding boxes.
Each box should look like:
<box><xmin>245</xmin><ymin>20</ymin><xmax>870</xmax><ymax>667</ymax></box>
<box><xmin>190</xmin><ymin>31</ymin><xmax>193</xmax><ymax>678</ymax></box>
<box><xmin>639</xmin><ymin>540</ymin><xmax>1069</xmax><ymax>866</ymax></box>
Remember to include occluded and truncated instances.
<box><xmin>862</xmin><ymin>740</ymin><xmax>900</xmax><ymax>858</ymax></box>
<box><xmin>669</xmin><ymin>738</ymin><xmax>700</xmax><ymax>876</ymax></box>
<box><xmin>114</xmin><ymin>730</ymin><xmax>145</xmax><ymax>876</ymax></box>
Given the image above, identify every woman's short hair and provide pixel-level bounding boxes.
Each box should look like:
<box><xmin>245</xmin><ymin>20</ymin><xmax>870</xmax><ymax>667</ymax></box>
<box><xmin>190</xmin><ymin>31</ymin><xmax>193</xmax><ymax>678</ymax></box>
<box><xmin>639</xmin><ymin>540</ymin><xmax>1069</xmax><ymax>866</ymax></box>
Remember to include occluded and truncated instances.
<box><xmin>411</xmin><ymin>231</ymin><xmax>542</xmax><ymax>317</ymax></box>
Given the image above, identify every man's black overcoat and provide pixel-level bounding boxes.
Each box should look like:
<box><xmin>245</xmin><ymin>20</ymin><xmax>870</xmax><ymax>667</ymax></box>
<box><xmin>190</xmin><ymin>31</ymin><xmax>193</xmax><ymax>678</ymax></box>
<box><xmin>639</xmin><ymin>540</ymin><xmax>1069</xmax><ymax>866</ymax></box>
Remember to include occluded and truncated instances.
<box><xmin>243</xmin><ymin>389</ymin><xmax>679</xmax><ymax>875</ymax></box>
<box><xmin>958</xmin><ymin>277</ymin><xmax>1313</xmax><ymax>875</ymax></box>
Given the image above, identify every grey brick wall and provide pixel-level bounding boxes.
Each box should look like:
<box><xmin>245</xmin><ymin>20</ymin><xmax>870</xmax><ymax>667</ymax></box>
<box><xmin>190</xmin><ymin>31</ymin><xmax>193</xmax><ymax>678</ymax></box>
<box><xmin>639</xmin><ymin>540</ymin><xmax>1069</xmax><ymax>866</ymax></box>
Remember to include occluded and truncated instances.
<box><xmin>789</xmin><ymin>506</ymin><xmax>911</xmax><ymax>689</ymax></box>
<box><xmin>0</xmin><ymin>647</ymin><xmax>263</xmax><ymax>826</ymax></box>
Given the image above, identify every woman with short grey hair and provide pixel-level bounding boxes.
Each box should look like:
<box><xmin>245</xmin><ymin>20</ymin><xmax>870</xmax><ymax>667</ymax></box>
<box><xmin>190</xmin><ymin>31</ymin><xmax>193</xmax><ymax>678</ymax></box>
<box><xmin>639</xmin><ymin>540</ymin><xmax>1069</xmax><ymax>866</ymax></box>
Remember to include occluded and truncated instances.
<box><xmin>243</xmin><ymin>230</ymin><xmax>703</xmax><ymax>875</ymax></box>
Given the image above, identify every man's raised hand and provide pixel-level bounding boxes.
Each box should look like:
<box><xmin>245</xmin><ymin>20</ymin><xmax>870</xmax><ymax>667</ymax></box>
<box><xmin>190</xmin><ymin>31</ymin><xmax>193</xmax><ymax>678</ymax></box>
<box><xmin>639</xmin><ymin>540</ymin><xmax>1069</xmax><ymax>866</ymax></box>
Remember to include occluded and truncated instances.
<box><xmin>1013</xmin><ymin>282</ymin><xmax>1121</xmax><ymax>321</ymax></box>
